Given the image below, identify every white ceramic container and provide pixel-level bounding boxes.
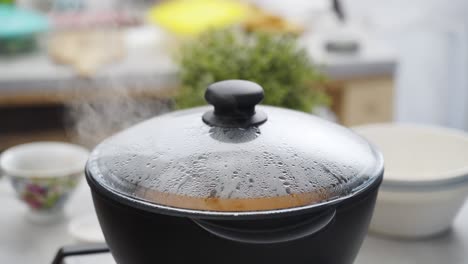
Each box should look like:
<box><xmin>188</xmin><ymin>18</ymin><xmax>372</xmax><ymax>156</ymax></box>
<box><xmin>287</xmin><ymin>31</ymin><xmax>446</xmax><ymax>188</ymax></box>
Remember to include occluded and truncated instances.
<box><xmin>353</xmin><ymin>123</ymin><xmax>468</xmax><ymax>238</ymax></box>
<box><xmin>0</xmin><ymin>141</ymin><xmax>89</xmax><ymax>223</ymax></box>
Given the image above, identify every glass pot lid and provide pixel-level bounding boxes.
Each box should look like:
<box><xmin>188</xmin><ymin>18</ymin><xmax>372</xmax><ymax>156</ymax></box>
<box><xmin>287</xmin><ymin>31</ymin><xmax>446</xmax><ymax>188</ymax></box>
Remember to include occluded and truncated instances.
<box><xmin>87</xmin><ymin>80</ymin><xmax>383</xmax><ymax>212</ymax></box>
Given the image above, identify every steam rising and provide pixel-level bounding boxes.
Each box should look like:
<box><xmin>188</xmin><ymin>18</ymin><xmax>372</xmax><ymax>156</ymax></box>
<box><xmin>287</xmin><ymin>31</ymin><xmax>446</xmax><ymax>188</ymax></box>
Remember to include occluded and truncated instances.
<box><xmin>47</xmin><ymin>2</ymin><xmax>176</xmax><ymax>148</ymax></box>
<box><xmin>65</xmin><ymin>80</ymin><xmax>172</xmax><ymax>148</ymax></box>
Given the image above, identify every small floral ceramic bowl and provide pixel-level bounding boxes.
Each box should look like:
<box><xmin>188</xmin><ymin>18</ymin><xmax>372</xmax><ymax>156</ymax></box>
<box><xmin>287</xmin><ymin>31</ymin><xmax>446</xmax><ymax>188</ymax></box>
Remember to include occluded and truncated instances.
<box><xmin>0</xmin><ymin>142</ymin><xmax>89</xmax><ymax>223</ymax></box>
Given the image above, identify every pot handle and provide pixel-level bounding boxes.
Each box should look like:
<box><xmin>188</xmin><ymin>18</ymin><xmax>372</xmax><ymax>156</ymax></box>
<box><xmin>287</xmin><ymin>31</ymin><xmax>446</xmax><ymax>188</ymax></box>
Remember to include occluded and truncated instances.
<box><xmin>192</xmin><ymin>208</ymin><xmax>336</xmax><ymax>244</ymax></box>
<box><xmin>51</xmin><ymin>243</ymin><xmax>109</xmax><ymax>264</ymax></box>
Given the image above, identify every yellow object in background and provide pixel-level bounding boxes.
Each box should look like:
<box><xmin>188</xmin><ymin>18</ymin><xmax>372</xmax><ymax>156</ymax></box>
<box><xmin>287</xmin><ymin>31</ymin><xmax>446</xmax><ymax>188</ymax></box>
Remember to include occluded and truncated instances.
<box><xmin>147</xmin><ymin>0</ymin><xmax>248</xmax><ymax>36</ymax></box>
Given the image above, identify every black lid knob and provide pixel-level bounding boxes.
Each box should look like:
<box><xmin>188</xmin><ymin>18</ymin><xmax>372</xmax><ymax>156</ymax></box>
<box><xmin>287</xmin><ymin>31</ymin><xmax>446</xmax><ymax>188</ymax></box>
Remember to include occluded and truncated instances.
<box><xmin>202</xmin><ymin>80</ymin><xmax>268</xmax><ymax>128</ymax></box>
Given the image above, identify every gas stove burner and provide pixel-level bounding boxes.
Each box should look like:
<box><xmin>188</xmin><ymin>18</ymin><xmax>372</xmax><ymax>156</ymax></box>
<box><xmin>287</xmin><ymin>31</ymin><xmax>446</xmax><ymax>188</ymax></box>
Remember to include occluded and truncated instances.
<box><xmin>52</xmin><ymin>243</ymin><xmax>111</xmax><ymax>264</ymax></box>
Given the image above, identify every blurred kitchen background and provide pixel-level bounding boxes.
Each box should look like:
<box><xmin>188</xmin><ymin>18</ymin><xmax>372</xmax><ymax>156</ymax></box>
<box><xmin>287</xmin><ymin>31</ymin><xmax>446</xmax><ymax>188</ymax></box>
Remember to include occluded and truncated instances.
<box><xmin>2</xmin><ymin>1</ymin><xmax>468</xmax><ymax>264</ymax></box>
<box><xmin>1</xmin><ymin>0</ymin><xmax>467</xmax><ymax>151</ymax></box>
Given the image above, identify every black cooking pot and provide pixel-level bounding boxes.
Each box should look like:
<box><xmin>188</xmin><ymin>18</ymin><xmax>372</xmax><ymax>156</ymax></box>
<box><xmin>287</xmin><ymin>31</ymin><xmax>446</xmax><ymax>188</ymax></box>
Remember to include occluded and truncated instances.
<box><xmin>83</xmin><ymin>80</ymin><xmax>383</xmax><ymax>264</ymax></box>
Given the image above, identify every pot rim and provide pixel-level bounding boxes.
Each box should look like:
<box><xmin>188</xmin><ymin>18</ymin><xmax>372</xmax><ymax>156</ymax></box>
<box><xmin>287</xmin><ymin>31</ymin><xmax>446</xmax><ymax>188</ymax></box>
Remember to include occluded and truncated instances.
<box><xmin>86</xmin><ymin>165</ymin><xmax>383</xmax><ymax>220</ymax></box>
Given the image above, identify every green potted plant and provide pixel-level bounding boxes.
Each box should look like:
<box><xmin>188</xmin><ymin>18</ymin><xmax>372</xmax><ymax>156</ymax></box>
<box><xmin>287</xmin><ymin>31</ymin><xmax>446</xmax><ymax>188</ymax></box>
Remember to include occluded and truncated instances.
<box><xmin>175</xmin><ymin>28</ymin><xmax>329</xmax><ymax>112</ymax></box>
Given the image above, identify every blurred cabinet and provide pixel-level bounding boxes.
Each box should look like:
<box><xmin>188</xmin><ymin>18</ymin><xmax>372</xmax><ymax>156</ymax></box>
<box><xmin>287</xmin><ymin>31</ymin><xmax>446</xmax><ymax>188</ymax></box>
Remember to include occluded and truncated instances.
<box><xmin>327</xmin><ymin>76</ymin><xmax>394</xmax><ymax>126</ymax></box>
<box><xmin>0</xmin><ymin>51</ymin><xmax>177</xmax><ymax>151</ymax></box>
<box><xmin>0</xmin><ymin>105</ymin><xmax>70</xmax><ymax>151</ymax></box>
<box><xmin>306</xmin><ymin>32</ymin><xmax>397</xmax><ymax>127</ymax></box>
<box><xmin>0</xmin><ymin>129</ymin><xmax>70</xmax><ymax>151</ymax></box>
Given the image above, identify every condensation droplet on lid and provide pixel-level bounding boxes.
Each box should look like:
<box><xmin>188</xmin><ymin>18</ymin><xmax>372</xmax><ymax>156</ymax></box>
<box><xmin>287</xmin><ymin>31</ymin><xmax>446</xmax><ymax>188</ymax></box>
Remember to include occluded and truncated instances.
<box><xmin>209</xmin><ymin>189</ymin><xmax>217</xmax><ymax>197</ymax></box>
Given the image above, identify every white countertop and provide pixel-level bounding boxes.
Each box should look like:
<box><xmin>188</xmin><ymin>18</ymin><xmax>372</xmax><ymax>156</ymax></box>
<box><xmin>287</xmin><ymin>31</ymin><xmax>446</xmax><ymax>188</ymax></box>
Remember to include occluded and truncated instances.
<box><xmin>305</xmin><ymin>31</ymin><xmax>397</xmax><ymax>80</ymax></box>
<box><xmin>0</xmin><ymin>27</ymin><xmax>396</xmax><ymax>100</ymax></box>
<box><xmin>0</xmin><ymin>178</ymin><xmax>467</xmax><ymax>264</ymax></box>
<box><xmin>0</xmin><ymin>45</ymin><xmax>178</xmax><ymax>94</ymax></box>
